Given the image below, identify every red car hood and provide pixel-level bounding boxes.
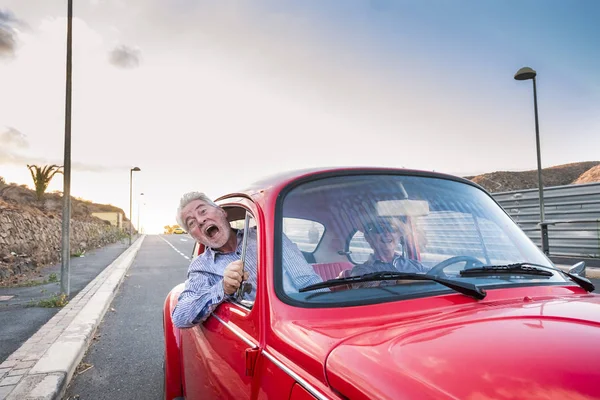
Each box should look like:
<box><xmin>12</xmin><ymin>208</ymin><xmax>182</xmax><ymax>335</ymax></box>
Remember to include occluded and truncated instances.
<box><xmin>325</xmin><ymin>295</ymin><xmax>600</xmax><ymax>400</ymax></box>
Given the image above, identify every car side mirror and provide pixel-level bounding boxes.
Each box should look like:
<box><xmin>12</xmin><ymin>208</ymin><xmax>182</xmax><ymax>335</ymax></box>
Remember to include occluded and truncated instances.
<box><xmin>568</xmin><ymin>261</ymin><xmax>586</xmax><ymax>277</ymax></box>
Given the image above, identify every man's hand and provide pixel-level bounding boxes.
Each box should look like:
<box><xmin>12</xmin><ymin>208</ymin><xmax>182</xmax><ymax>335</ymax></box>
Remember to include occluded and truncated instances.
<box><xmin>223</xmin><ymin>260</ymin><xmax>250</xmax><ymax>295</ymax></box>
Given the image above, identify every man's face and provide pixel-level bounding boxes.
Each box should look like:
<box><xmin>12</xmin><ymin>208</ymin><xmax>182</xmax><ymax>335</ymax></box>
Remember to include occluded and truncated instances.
<box><xmin>182</xmin><ymin>200</ymin><xmax>231</xmax><ymax>249</ymax></box>
<box><xmin>363</xmin><ymin>219</ymin><xmax>403</xmax><ymax>262</ymax></box>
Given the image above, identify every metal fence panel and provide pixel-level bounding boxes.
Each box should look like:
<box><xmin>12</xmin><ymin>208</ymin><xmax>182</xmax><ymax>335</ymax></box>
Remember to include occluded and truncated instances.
<box><xmin>492</xmin><ymin>182</ymin><xmax>600</xmax><ymax>258</ymax></box>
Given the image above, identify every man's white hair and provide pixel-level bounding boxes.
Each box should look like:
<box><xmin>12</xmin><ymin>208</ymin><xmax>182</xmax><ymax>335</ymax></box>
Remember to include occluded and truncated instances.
<box><xmin>176</xmin><ymin>191</ymin><xmax>218</xmax><ymax>230</ymax></box>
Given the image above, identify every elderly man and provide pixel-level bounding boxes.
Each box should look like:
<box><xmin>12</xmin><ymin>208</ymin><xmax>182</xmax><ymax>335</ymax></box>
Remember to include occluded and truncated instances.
<box><xmin>172</xmin><ymin>192</ymin><xmax>323</xmax><ymax>328</ymax></box>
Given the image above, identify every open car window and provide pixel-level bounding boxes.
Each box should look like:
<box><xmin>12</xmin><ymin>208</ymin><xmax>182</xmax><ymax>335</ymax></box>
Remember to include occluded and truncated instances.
<box><xmin>228</xmin><ymin>210</ymin><xmax>257</xmax><ymax>309</ymax></box>
<box><xmin>276</xmin><ymin>173</ymin><xmax>567</xmax><ymax>307</ymax></box>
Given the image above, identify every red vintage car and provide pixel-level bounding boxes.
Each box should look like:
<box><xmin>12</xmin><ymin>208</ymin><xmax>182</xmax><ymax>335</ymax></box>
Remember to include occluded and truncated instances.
<box><xmin>163</xmin><ymin>167</ymin><xmax>599</xmax><ymax>400</ymax></box>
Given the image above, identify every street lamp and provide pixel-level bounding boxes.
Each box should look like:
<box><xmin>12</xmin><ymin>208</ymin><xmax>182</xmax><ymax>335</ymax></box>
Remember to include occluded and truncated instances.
<box><xmin>60</xmin><ymin>0</ymin><xmax>73</xmax><ymax>297</ymax></box>
<box><xmin>137</xmin><ymin>192</ymin><xmax>144</xmax><ymax>235</ymax></box>
<box><xmin>129</xmin><ymin>167</ymin><xmax>141</xmax><ymax>245</ymax></box>
<box><xmin>514</xmin><ymin>66</ymin><xmax>548</xmax><ymax>254</ymax></box>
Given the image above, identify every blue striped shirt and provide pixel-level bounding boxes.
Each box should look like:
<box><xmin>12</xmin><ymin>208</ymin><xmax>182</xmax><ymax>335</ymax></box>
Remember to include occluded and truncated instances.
<box><xmin>172</xmin><ymin>228</ymin><xmax>323</xmax><ymax>328</ymax></box>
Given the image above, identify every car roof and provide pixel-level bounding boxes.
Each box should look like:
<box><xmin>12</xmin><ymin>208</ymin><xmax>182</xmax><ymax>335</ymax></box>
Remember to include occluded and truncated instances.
<box><xmin>215</xmin><ymin>166</ymin><xmax>480</xmax><ymax>203</ymax></box>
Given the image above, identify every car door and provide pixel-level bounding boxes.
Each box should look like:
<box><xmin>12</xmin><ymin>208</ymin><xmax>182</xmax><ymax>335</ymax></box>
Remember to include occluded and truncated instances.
<box><xmin>181</xmin><ymin>203</ymin><xmax>262</xmax><ymax>400</ymax></box>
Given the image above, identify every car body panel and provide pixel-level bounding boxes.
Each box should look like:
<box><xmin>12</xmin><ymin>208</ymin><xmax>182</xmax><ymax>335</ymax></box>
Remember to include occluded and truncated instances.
<box><xmin>325</xmin><ymin>291</ymin><xmax>600</xmax><ymax>399</ymax></box>
<box><xmin>163</xmin><ymin>284</ymin><xmax>185</xmax><ymax>400</ymax></box>
<box><xmin>163</xmin><ymin>167</ymin><xmax>600</xmax><ymax>400</ymax></box>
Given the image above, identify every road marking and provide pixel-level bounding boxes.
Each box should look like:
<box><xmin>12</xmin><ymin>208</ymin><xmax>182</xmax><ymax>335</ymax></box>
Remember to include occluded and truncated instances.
<box><xmin>0</xmin><ymin>295</ymin><xmax>15</xmax><ymax>301</ymax></box>
<box><xmin>160</xmin><ymin>236</ymin><xmax>191</xmax><ymax>261</ymax></box>
<box><xmin>180</xmin><ymin>238</ymin><xmax>188</xmax><ymax>242</ymax></box>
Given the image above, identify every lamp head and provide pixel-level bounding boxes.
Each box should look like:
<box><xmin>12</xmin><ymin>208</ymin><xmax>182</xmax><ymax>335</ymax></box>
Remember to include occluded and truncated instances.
<box><xmin>514</xmin><ymin>67</ymin><xmax>537</xmax><ymax>81</ymax></box>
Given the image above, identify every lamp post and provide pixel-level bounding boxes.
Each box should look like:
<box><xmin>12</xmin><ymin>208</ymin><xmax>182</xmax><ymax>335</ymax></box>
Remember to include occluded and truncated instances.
<box><xmin>60</xmin><ymin>0</ymin><xmax>73</xmax><ymax>297</ymax></box>
<box><xmin>137</xmin><ymin>192</ymin><xmax>144</xmax><ymax>235</ymax></box>
<box><xmin>514</xmin><ymin>66</ymin><xmax>548</xmax><ymax>254</ymax></box>
<box><xmin>129</xmin><ymin>167</ymin><xmax>141</xmax><ymax>245</ymax></box>
<box><xmin>142</xmin><ymin>202</ymin><xmax>147</xmax><ymax>234</ymax></box>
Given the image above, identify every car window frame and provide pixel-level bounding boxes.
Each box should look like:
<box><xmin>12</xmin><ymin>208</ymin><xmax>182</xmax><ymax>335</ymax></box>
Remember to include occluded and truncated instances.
<box><xmin>224</xmin><ymin>204</ymin><xmax>259</xmax><ymax>311</ymax></box>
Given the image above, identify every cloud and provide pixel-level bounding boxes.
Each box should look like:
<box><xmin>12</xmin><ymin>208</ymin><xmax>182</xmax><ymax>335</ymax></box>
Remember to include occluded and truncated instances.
<box><xmin>0</xmin><ymin>127</ymin><xmax>47</xmax><ymax>165</ymax></box>
<box><xmin>108</xmin><ymin>45</ymin><xmax>141</xmax><ymax>68</ymax></box>
<box><xmin>0</xmin><ymin>127</ymin><xmax>28</xmax><ymax>148</ymax></box>
<box><xmin>0</xmin><ymin>9</ymin><xmax>18</xmax><ymax>58</ymax></box>
<box><xmin>0</xmin><ymin>127</ymin><xmax>124</xmax><ymax>172</ymax></box>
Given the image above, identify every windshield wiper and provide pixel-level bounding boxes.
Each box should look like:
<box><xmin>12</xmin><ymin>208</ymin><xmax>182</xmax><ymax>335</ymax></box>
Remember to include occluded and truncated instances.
<box><xmin>299</xmin><ymin>271</ymin><xmax>486</xmax><ymax>300</ymax></box>
<box><xmin>461</xmin><ymin>262</ymin><xmax>595</xmax><ymax>293</ymax></box>
<box><xmin>460</xmin><ymin>264</ymin><xmax>553</xmax><ymax>277</ymax></box>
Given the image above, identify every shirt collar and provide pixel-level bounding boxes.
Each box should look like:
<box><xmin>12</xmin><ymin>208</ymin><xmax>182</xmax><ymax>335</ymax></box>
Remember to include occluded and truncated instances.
<box><xmin>204</xmin><ymin>229</ymin><xmax>243</xmax><ymax>262</ymax></box>
<box><xmin>367</xmin><ymin>252</ymin><xmax>401</xmax><ymax>265</ymax></box>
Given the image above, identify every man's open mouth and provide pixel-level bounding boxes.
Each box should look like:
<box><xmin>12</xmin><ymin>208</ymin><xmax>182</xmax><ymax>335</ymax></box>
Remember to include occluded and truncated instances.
<box><xmin>205</xmin><ymin>225</ymin><xmax>219</xmax><ymax>238</ymax></box>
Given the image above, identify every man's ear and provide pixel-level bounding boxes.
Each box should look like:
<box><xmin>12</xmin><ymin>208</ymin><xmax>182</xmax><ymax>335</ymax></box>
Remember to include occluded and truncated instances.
<box><xmin>218</xmin><ymin>206</ymin><xmax>228</xmax><ymax>218</ymax></box>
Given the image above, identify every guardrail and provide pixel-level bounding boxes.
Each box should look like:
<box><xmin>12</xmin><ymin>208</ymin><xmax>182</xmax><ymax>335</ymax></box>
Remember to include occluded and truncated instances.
<box><xmin>286</xmin><ymin>182</ymin><xmax>600</xmax><ymax>261</ymax></box>
<box><xmin>492</xmin><ymin>182</ymin><xmax>600</xmax><ymax>258</ymax></box>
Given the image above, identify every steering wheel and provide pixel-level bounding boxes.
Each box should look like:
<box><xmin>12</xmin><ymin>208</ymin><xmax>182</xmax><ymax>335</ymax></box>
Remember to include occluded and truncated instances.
<box><xmin>426</xmin><ymin>255</ymin><xmax>484</xmax><ymax>278</ymax></box>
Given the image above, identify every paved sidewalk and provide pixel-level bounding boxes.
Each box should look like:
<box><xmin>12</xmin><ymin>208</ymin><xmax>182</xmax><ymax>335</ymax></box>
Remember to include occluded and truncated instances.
<box><xmin>0</xmin><ymin>236</ymin><xmax>145</xmax><ymax>400</ymax></box>
<box><xmin>0</xmin><ymin>239</ymin><xmax>137</xmax><ymax>362</ymax></box>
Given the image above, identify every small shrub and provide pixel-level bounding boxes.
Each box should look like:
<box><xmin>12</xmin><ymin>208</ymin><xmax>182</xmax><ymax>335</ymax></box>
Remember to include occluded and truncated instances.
<box><xmin>48</xmin><ymin>273</ymin><xmax>58</xmax><ymax>282</ymax></box>
<box><xmin>72</xmin><ymin>249</ymin><xmax>86</xmax><ymax>257</ymax></box>
<box><xmin>36</xmin><ymin>293</ymin><xmax>68</xmax><ymax>308</ymax></box>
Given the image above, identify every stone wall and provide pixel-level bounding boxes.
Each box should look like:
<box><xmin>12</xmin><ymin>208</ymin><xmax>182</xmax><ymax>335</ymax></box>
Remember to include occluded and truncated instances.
<box><xmin>0</xmin><ymin>206</ymin><xmax>125</xmax><ymax>280</ymax></box>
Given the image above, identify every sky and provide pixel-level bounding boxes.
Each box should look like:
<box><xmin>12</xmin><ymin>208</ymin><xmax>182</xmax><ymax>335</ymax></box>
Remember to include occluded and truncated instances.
<box><xmin>1</xmin><ymin>0</ymin><xmax>599</xmax><ymax>234</ymax></box>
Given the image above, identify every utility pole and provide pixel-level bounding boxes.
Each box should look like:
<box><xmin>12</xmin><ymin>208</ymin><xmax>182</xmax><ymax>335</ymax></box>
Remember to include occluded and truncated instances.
<box><xmin>60</xmin><ymin>0</ymin><xmax>73</xmax><ymax>297</ymax></box>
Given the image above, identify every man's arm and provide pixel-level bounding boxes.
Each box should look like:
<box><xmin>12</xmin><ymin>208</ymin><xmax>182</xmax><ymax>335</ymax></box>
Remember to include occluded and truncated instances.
<box><xmin>281</xmin><ymin>234</ymin><xmax>323</xmax><ymax>291</ymax></box>
<box><xmin>171</xmin><ymin>271</ymin><xmax>227</xmax><ymax>328</ymax></box>
<box><xmin>172</xmin><ymin>259</ymin><xmax>248</xmax><ymax>328</ymax></box>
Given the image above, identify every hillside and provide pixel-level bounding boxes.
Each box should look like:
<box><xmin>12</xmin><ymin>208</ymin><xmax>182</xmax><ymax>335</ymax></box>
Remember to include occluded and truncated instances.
<box><xmin>0</xmin><ymin>178</ymin><xmax>128</xmax><ymax>222</ymax></box>
<box><xmin>465</xmin><ymin>161</ymin><xmax>600</xmax><ymax>193</ymax></box>
<box><xmin>573</xmin><ymin>164</ymin><xmax>600</xmax><ymax>184</ymax></box>
<box><xmin>0</xmin><ymin>177</ymin><xmax>129</xmax><ymax>284</ymax></box>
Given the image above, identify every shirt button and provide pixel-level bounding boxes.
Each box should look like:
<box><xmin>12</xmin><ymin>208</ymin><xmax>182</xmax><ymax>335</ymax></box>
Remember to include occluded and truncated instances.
<box><xmin>236</xmin><ymin>251</ymin><xmax>241</xmax><ymax>256</ymax></box>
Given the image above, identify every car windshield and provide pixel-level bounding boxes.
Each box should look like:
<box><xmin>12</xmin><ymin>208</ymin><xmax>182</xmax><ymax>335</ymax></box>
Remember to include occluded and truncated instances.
<box><xmin>276</xmin><ymin>173</ymin><xmax>571</xmax><ymax>306</ymax></box>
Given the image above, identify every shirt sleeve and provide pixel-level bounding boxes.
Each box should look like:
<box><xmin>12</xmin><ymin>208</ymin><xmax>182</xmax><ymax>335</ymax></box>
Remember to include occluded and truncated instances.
<box><xmin>281</xmin><ymin>233</ymin><xmax>324</xmax><ymax>292</ymax></box>
<box><xmin>171</xmin><ymin>270</ymin><xmax>227</xmax><ymax>328</ymax></box>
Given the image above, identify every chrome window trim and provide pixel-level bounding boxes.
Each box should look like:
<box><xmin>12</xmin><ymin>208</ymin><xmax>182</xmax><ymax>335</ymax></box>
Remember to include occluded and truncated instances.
<box><xmin>263</xmin><ymin>351</ymin><xmax>330</xmax><ymax>400</ymax></box>
<box><xmin>212</xmin><ymin>315</ymin><xmax>329</xmax><ymax>399</ymax></box>
<box><xmin>212</xmin><ymin>314</ymin><xmax>257</xmax><ymax>349</ymax></box>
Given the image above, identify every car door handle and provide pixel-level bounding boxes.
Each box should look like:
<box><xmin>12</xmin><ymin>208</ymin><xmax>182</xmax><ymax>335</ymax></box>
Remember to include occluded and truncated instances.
<box><xmin>245</xmin><ymin>347</ymin><xmax>261</xmax><ymax>377</ymax></box>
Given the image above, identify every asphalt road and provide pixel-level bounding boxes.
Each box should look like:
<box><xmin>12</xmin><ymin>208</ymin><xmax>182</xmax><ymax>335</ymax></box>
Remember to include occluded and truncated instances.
<box><xmin>63</xmin><ymin>234</ymin><xmax>193</xmax><ymax>400</ymax></box>
<box><xmin>61</xmin><ymin>237</ymin><xmax>599</xmax><ymax>400</ymax></box>
<box><xmin>0</xmin><ymin>240</ymin><xmax>133</xmax><ymax>363</ymax></box>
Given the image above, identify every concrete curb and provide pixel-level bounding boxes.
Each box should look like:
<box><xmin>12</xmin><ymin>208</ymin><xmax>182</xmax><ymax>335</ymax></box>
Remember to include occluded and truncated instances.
<box><xmin>0</xmin><ymin>236</ymin><xmax>145</xmax><ymax>400</ymax></box>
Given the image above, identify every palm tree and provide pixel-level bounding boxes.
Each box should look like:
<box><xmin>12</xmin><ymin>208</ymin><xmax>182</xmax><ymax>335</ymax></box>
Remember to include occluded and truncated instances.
<box><xmin>27</xmin><ymin>164</ymin><xmax>63</xmax><ymax>201</ymax></box>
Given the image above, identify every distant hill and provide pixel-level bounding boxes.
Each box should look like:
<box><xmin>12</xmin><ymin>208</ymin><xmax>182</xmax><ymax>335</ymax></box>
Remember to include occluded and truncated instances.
<box><xmin>465</xmin><ymin>161</ymin><xmax>600</xmax><ymax>193</ymax></box>
<box><xmin>573</xmin><ymin>164</ymin><xmax>600</xmax><ymax>184</ymax></box>
<box><xmin>0</xmin><ymin>177</ymin><xmax>128</xmax><ymax>222</ymax></box>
